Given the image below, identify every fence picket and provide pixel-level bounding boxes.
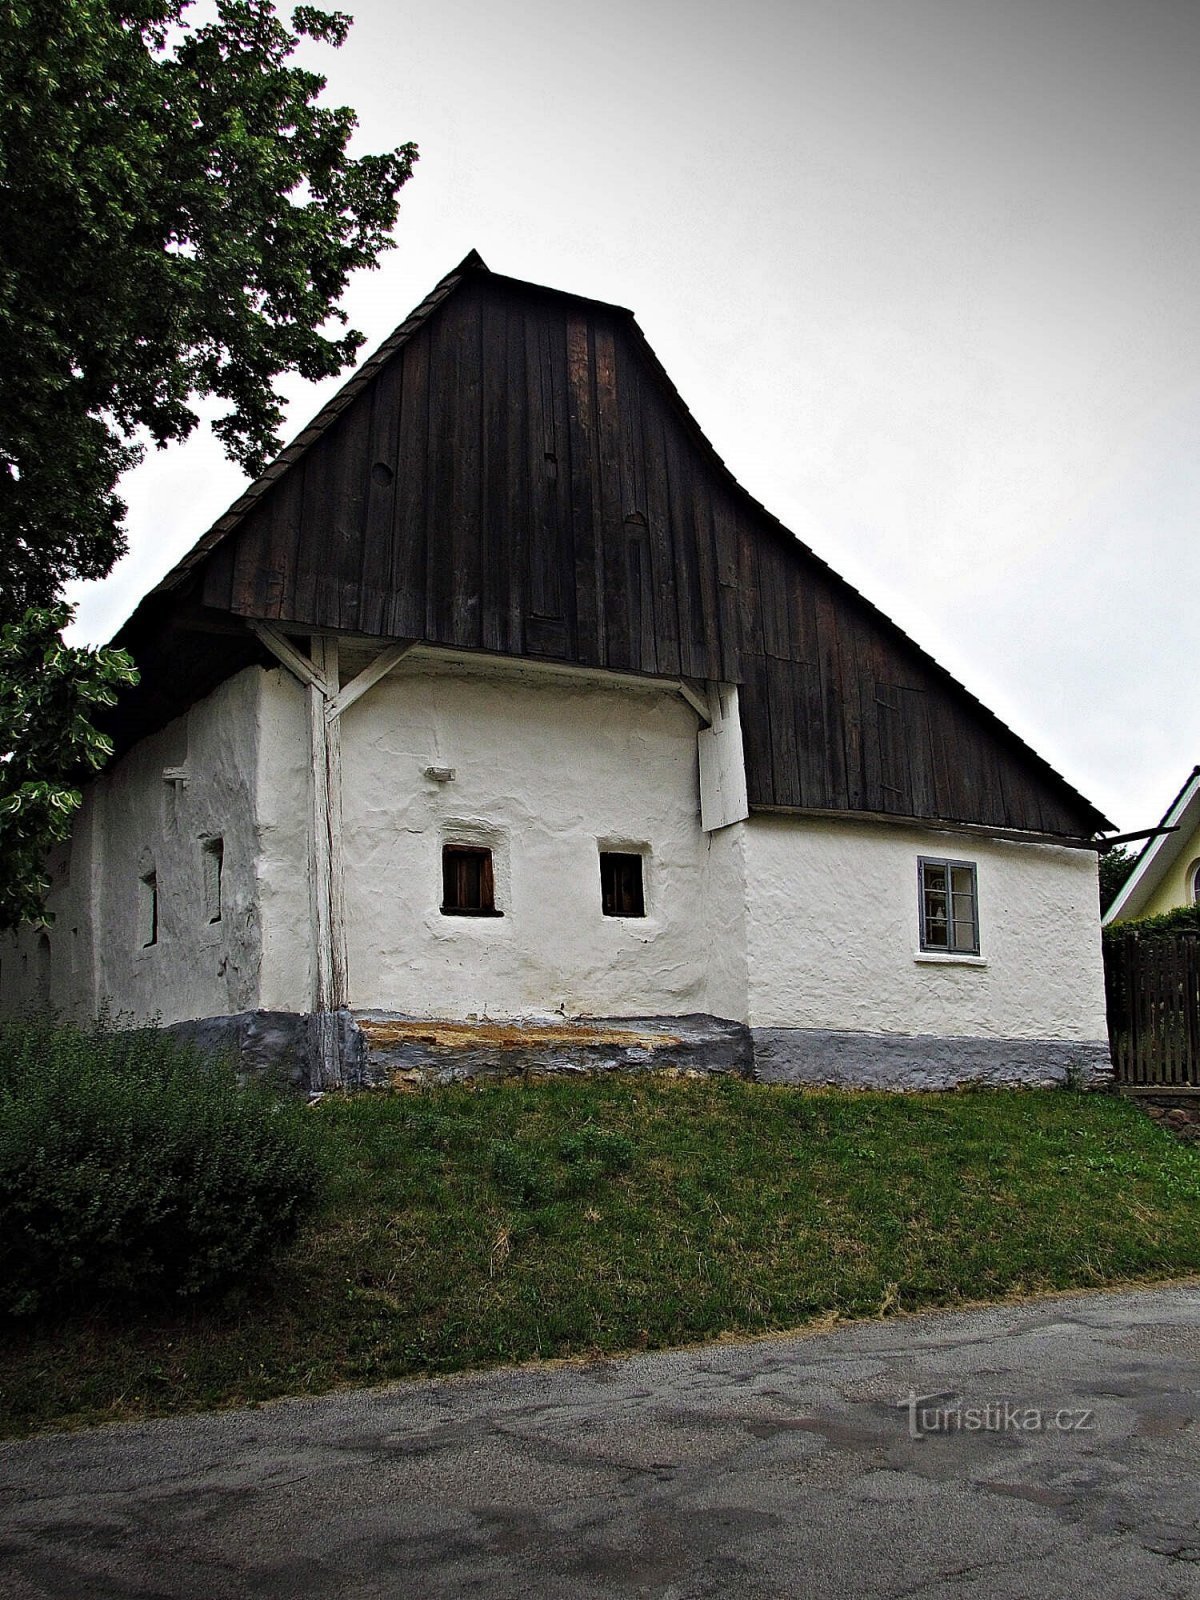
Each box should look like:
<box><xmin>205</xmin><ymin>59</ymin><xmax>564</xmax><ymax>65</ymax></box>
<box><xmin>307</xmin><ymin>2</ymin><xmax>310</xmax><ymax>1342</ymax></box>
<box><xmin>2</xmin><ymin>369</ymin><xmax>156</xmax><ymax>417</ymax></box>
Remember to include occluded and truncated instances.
<box><xmin>1104</xmin><ymin>930</ymin><xmax>1200</xmax><ymax>1090</ymax></box>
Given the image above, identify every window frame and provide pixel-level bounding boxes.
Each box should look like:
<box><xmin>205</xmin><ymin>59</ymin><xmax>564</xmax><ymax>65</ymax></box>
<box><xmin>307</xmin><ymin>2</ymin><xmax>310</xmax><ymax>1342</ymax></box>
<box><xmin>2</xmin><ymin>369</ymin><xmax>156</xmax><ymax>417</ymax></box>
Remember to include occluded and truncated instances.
<box><xmin>599</xmin><ymin>850</ymin><xmax>647</xmax><ymax>918</ymax></box>
<box><xmin>917</xmin><ymin>856</ymin><xmax>979</xmax><ymax>956</ymax></box>
<box><xmin>440</xmin><ymin>843</ymin><xmax>502</xmax><ymax>918</ymax></box>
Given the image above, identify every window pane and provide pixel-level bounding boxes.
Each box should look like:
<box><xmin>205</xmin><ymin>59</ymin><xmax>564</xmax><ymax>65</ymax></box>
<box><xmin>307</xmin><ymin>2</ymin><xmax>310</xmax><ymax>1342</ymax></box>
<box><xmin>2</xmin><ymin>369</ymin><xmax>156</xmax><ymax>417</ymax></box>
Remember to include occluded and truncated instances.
<box><xmin>921</xmin><ymin>859</ymin><xmax>978</xmax><ymax>953</ymax></box>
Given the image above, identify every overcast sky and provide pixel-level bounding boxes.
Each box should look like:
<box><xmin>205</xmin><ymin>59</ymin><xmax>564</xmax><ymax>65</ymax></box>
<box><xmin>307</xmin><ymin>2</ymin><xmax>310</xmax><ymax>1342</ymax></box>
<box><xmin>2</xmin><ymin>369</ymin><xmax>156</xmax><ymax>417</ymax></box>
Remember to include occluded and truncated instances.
<box><xmin>65</xmin><ymin>0</ymin><xmax>1200</xmax><ymax>834</ymax></box>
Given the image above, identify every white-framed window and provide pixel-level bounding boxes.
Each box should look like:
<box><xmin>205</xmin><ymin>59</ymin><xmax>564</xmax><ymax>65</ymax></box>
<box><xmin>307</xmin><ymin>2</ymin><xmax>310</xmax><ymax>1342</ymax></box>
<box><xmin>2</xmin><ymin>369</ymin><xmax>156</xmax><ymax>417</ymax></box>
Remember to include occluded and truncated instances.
<box><xmin>918</xmin><ymin>857</ymin><xmax>979</xmax><ymax>955</ymax></box>
<box><xmin>203</xmin><ymin>837</ymin><xmax>224</xmax><ymax>924</ymax></box>
<box><xmin>1190</xmin><ymin>860</ymin><xmax>1200</xmax><ymax>905</ymax></box>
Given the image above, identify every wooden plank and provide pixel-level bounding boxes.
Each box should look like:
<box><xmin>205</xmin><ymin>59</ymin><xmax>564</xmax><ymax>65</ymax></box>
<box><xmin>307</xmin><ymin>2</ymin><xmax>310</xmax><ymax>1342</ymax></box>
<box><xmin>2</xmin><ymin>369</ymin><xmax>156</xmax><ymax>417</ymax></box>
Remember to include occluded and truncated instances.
<box><xmin>424</xmin><ymin>294</ymin><xmax>465</xmax><ymax>644</ymax></box>
<box><xmin>765</xmin><ymin>656</ymin><xmax>802</xmax><ymax>807</ymax></box>
<box><xmin>387</xmin><ymin>321</ymin><xmax>431</xmax><ymax>639</ymax></box>
<box><xmin>639</xmin><ymin>384</ymin><xmax>682</xmax><ymax>678</ymax></box>
<box><xmin>328</xmin><ymin>393</ymin><xmax>372</xmax><ymax>633</ymax></box>
<box><xmin>479</xmin><ymin>292</ymin><xmax>513</xmax><ymax>654</ymax></box>
<box><xmin>449</xmin><ymin>287</ymin><xmax>483</xmax><ymax>647</ymax></box>
<box><xmin>594</xmin><ymin>320</ymin><xmax>630</xmax><ymax>671</ymax></box>
<box><xmin>201</xmin><ymin>535</ymin><xmax>236</xmax><ymax>612</ymax></box>
<box><xmin>525</xmin><ymin>307</ymin><xmax>563</xmax><ymax>626</ymax></box>
<box><xmin>566</xmin><ymin>311</ymin><xmax>601</xmax><ymax>665</ymax></box>
<box><xmin>358</xmin><ymin>355</ymin><xmax>404</xmax><ymax>635</ymax></box>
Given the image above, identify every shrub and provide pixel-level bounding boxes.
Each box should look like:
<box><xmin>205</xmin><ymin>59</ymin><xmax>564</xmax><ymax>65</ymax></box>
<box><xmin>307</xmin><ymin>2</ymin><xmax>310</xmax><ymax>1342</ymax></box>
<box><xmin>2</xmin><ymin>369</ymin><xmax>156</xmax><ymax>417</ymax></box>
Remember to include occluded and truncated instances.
<box><xmin>1103</xmin><ymin>903</ymin><xmax>1200</xmax><ymax>942</ymax></box>
<box><xmin>0</xmin><ymin>1019</ymin><xmax>323</xmax><ymax>1317</ymax></box>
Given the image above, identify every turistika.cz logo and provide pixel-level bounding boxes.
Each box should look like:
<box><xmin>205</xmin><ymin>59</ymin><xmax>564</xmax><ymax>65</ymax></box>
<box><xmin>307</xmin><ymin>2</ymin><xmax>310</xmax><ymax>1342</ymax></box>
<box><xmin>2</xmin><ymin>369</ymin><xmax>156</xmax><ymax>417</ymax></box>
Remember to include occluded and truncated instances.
<box><xmin>901</xmin><ymin>1390</ymin><xmax>1096</xmax><ymax>1439</ymax></box>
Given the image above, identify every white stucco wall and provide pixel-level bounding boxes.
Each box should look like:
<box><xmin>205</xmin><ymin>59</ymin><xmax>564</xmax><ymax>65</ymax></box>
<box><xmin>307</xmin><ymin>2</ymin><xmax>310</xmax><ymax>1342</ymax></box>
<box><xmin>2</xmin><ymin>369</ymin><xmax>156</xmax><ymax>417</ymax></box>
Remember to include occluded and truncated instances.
<box><xmin>0</xmin><ymin>667</ymin><xmax>271</xmax><ymax>1027</ymax></box>
<box><xmin>253</xmin><ymin>667</ymin><xmax>315</xmax><ymax>1014</ymax></box>
<box><xmin>0</xmin><ymin>645</ymin><xmax>1108</xmax><ymax>1060</ymax></box>
<box><xmin>744</xmin><ymin>813</ymin><xmax>1107</xmax><ymax>1041</ymax></box>
<box><xmin>333</xmin><ymin>657</ymin><xmax>731</xmax><ymax>1020</ymax></box>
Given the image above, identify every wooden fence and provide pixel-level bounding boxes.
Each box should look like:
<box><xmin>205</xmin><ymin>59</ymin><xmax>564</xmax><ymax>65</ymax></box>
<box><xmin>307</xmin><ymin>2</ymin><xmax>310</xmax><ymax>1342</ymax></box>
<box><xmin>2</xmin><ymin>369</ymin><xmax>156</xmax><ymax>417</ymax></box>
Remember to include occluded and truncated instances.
<box><xmin>1104</xmin><ymin>930</ymin><xmax>1200</xmax><ymax>1091</ymax></box>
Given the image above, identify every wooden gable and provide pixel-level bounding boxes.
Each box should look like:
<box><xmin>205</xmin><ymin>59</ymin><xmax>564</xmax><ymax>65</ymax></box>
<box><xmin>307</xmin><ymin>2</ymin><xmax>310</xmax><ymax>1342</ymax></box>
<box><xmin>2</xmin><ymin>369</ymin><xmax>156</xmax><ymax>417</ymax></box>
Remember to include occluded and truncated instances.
<box><xmin>116</xmin><ymin>255</ymin><xmax>1109</xmax><ymax>840</ymax></box>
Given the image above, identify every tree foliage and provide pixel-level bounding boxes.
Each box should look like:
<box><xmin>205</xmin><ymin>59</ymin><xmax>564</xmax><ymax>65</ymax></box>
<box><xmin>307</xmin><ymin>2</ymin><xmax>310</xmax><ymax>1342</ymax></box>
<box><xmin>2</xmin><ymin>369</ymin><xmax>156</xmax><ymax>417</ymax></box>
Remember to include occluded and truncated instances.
<box><xmin>0</xmin><ymin>607</ymin><xmax>138</xmax><ymax>928</ymax></box>
<box><xmin>1098</xmin><ymin>844</ymin><xmax>1135</xmax><ymax>916</ymax></box>
<box><xmin>0</xmin><ymin>0</ymin><xmax>416</xmax><ymax>928</ymax></box>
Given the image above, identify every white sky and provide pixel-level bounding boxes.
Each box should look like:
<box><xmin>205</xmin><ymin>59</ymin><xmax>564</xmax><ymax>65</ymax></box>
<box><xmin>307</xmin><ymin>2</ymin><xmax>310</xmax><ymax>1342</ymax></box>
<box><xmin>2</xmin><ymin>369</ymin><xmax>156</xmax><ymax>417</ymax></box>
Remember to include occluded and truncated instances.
<box><xmin>65</xmin><ymin>0</ymin><xmax>1200</xmax><ymax>833</ymax></box>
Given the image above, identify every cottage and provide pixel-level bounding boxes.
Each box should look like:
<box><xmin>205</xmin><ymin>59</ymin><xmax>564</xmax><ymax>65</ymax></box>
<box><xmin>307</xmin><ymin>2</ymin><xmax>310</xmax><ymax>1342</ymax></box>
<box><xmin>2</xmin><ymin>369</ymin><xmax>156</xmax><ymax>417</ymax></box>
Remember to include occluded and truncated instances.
<box><xmin>1103</xmin><ymin>765</ymin><xmax>1200</xmax><ymax>924</ymax></box>
<box><xmin>1</xmin><ymin>254</ymin><xmax>1113</xmax><ymax>1089</ymax></box>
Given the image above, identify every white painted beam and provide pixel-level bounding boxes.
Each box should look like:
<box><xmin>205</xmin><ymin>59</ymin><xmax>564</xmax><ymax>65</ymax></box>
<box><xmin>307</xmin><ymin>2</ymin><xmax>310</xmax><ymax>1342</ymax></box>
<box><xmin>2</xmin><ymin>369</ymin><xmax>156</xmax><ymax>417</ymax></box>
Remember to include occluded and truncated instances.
<box><xmin>677</xmin><ymin>679</ymin><xmax>712</xmax><ymax>725</ymax></box>
<box><xmin>325</xmin><ymin>641</ymin><xmax>415</xmax><ymax>724</ymax></box>
<box><xmin>251</xmin><ymin>623</ymin><xmax>328</xmax><ymax>694</ymax></box>
<box><xmin>698</xmin><ymin>683</ymin><xmax>749</xmax><ymax>832</ymax></box>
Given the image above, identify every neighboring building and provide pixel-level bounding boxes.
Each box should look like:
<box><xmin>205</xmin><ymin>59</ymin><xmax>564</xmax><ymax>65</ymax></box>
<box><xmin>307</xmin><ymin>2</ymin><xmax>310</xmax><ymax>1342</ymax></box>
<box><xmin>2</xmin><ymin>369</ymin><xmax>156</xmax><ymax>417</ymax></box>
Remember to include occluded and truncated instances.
<box><xmin>0</xmin><ymin>254</ymin><xmax>1114</xmax><ymax>1089</ymax></box>
<box><xmin>1103</xmin><ymin>766</ymin><xmax>1200</xmax><ymax>925</ymax></box>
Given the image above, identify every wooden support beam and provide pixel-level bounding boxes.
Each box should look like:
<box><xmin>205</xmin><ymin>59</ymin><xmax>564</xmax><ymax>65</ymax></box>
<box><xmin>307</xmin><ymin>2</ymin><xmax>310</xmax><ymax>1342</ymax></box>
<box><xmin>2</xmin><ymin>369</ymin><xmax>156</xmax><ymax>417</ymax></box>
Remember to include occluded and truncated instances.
<box><xmin>251</xmin><ymin>623</ymin><xmax>328</xmax><ymax>694</ymax></box>
<box><xmin>318</xmin><ymin>636</ymin><xmax>349</xmax><ymax>1018</ymax></box>
<box><xmin>325</xmin><ymin>641</ymin><xmax>415</xmax><ymax>724</ymax></box>
<box><xmin>677</xmin><ymin>679</ymin><xmax>712</xmax><ymax>725</ymax></box>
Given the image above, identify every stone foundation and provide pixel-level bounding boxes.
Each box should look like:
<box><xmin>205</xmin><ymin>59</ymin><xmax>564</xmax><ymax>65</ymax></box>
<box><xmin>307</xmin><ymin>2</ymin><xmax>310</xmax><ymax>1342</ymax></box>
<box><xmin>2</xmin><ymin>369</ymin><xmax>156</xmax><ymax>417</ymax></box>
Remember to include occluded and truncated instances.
<box><xmin>352</xmin><ymin>1011</ymin><xmax>752</xmax><ymax>1088</ymax></box>
<box><xmin>166</xmin><ymin>1009</ymin><xmax>1115</xmax><ymax>1094</ymax></box>
<box><xmin>1127</xmin><ymin>1095</ymin><xmax>1200</xmax><ymax>1140</ymax></box>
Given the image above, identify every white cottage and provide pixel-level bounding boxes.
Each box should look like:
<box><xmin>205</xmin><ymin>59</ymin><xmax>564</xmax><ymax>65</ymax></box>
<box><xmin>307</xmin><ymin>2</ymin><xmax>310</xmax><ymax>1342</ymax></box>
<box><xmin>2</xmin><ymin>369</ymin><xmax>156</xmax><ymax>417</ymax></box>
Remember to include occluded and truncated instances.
<box><xmin>2</xmin><ymin>255</ymin><xmax>1113</xmax><ymax>1089</ymax></box>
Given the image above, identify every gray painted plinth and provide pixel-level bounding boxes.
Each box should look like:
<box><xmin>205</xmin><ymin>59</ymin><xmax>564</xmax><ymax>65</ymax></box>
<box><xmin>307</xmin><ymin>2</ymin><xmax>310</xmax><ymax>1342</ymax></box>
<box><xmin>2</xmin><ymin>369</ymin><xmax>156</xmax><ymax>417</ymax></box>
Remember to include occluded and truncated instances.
<box><xmin>352</xmin><ymin>1011</ymin><xmax>753</xmax><ymax>1086</ymax></box>
<box><xmin>752</xmin><ymin>1027</ymin><xmax>1114</xmax><ymax>1091</ymax></box>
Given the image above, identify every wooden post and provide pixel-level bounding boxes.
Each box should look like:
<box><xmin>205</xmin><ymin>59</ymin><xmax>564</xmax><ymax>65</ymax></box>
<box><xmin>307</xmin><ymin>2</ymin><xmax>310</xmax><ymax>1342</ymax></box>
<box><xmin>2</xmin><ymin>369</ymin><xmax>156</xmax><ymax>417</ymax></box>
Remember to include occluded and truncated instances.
<box><xmin>252</xmin><ymin>625</ymin><xmax>414</xmax><ymax>1091</ymax></box>
<box><xmin>307</xmin><ymin>637</ymin><xmax>341</xmax><ymax>1088</ymax></box>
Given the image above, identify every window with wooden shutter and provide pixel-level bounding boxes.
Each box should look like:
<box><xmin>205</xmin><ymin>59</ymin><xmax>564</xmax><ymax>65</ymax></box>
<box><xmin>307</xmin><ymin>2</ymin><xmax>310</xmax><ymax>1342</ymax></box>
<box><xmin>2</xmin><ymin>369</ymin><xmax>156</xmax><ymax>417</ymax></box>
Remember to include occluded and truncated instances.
<box><xmin>600</xmin><ymin>851</ymin><xmax>646</xmax><ymax>918</ymax></box>
<box><xmin>441</xmin><ymin>845</ymin><xmax>500</xmax><ymax>916</ymax></box>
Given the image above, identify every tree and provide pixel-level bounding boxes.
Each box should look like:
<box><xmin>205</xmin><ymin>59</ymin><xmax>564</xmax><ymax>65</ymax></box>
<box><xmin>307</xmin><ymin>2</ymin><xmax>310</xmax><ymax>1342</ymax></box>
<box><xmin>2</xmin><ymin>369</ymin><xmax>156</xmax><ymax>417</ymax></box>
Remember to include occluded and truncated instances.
<box><xmin>0</xmin><ymin>0</ymin><xmax>416</xmax><ymax>927</ymax></box>
<box><xmin>1099</xmin><ymin>844</ymin><xmax>1135</xmax><ymax>916</ymax></box>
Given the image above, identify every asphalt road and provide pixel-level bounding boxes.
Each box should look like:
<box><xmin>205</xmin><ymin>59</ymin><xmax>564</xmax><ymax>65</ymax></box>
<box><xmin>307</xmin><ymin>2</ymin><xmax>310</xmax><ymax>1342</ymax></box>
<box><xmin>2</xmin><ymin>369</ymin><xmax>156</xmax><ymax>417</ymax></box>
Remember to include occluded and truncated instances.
<box><xmin>3</xmin><ymin>1284</ymin><xmax>1200</xmax><ymax>1599</ymax></box>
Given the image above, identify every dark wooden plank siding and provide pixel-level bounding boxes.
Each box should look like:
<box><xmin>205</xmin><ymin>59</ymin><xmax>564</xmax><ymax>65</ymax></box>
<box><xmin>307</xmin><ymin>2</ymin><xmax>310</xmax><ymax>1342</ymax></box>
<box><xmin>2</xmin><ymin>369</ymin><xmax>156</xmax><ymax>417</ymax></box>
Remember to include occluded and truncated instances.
<box><xmin>189</xmin><ymin>271</ymin><xmax>1100</xmax><ymax>839</ymax></box>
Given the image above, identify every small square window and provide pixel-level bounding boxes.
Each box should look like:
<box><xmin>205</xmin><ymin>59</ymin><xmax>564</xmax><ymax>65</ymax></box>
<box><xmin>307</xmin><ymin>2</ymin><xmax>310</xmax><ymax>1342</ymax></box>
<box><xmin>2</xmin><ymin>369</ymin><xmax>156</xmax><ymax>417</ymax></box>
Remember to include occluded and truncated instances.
<box><xmin>600</xmin><ymin>852</ymin><xmax>645</xmax><ymax>917</ymax></box>
<box><xmin>442</xmin><ymin>845</ymin><xmax>501</xmax><ymax>916</ymax></box>
<box><xmin>203</xmin><ymin>838</ymin><xmax>224</xmax><ymax>924</ymax></box>
<box><xmin>918</xmin><ymin>857</ymin><xmax>978</xmax><ymax>954</ymax></box>
<box><xmin>140</xmin><ymin>871</ymin><xmax>159</xmax><ymax>948</ymax></box>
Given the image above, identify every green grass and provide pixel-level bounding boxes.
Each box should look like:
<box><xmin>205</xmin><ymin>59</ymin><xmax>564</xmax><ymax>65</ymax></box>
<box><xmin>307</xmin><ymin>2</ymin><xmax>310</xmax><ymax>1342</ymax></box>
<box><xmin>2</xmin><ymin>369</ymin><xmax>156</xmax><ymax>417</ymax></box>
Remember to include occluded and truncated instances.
<box><xmin>4</xmin><ymin>1078</ymin><xmax>1200</xmax><ymax>1438</ymax></box>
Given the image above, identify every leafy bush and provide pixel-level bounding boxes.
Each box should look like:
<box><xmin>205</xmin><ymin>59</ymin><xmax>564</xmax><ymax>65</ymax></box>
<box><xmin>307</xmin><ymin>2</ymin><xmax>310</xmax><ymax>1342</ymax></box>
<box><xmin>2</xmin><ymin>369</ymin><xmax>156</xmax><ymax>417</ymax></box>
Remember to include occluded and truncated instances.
<box><xmin>1103</xmin><ymin>903</ymin><xmax>1200</xmax><ymax>942</ymax></box>
<box><xmin>0</xmin><ymin>1020</ymin><xmax>323</xmax><ymax>1317</ymax></box>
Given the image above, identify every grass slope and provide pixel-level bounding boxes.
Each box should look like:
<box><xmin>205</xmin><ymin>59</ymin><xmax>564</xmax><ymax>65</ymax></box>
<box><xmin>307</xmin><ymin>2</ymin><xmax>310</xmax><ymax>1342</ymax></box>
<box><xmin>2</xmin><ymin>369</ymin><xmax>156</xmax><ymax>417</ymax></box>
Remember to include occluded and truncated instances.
<box><xmin>4</xmin><ymin>1079</ymin><xmax>1200</xmax><ymax>1438</ymax></box>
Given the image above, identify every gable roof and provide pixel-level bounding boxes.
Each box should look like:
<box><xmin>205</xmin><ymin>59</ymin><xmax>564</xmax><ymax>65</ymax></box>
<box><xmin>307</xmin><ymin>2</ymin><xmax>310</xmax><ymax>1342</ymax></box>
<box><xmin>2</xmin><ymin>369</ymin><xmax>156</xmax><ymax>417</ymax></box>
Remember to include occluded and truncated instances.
<box><xmin>108</xmin><ymin>253</ymin><xmax>1111</xmax><ymax>841</ymax></box>
<box><xmin>1103</xmin><ymin>765</ymin><xmax>1200</xmax><ymax>923</ymax></box>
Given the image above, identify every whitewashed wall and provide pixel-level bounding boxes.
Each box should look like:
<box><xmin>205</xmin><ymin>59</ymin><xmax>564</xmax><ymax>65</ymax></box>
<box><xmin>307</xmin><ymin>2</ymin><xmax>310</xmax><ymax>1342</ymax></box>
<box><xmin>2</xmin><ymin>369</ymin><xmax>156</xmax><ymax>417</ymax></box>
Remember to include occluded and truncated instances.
<box><xmin>744</xmin><ymin>813</ymin><xmax>1107</xmax><ymax>1041</ymax></box>
<box><xmin>334</xmin><ymin>656</ymin><xmax>736</xmax><ymax>1020</ymax></box>
<box><xmin>0</xmin><ymin>668</ymin><xmax>269</xmax><ymax>1026</ymax></box>
<box><xmin>0</xmin><ymin>648</ymin><xmax>1109</xmax><ymax>1082</ymax></box>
